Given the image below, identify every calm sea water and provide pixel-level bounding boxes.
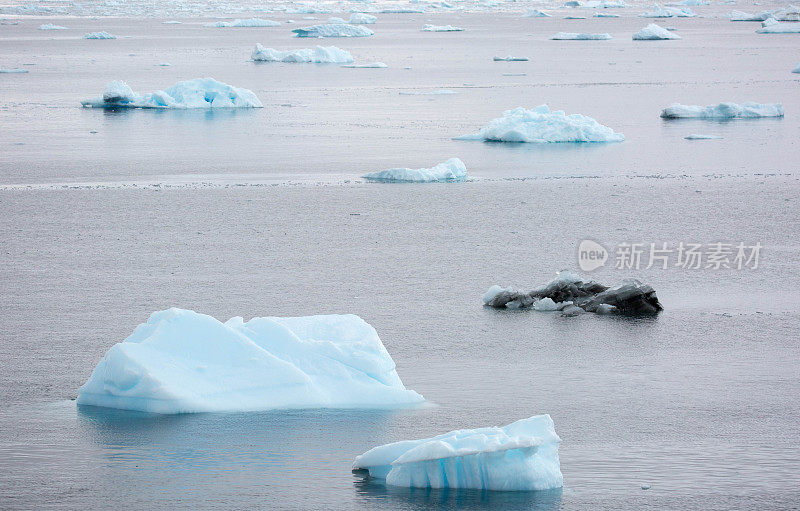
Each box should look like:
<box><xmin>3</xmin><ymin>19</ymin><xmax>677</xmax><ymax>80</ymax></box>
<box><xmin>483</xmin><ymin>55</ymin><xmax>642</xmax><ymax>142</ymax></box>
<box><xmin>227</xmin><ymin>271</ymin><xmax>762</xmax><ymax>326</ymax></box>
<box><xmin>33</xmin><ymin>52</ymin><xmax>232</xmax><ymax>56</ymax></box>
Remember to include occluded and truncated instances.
<box><xmin>1</xmin><ymin>7</ymin><xmax>799</xmax><ymax>510</ymax></box>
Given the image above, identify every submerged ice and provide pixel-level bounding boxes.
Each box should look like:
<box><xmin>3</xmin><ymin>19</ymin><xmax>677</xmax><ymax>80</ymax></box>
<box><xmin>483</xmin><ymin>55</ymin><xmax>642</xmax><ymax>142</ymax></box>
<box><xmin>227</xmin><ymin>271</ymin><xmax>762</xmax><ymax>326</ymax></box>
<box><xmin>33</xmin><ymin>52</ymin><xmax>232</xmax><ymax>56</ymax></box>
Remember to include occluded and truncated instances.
<box><xmin>484</xmin><ymin>270</ymin><xmax>663</xmax><ymax>316</ymax></box>
<box><xmin>251</xmin><ymin>44</ymin><xmax>353</xmax><ymax>63</ymax></box>
<box><xmin>353</xmin><ymin>415</ymin><xmax>562</xmax><ymax>491</ymax></box>
<box><xmin>204</xmin><ymin>18</ymin><xmax>281</xmax><ymax>27</ymax></box>
<box><xmin>77</xmin><ymin>308</ymin><xmax>424</xmax><ymax>413</ymax></box>
<box><xmin>81</xmin><ymin>78</ymin><xmax>263</xmax><ymax>109</ymax></box>
<box><xmin>551</xmin><ymin>32</ymin><xmax>612</xmax><ymax>40</ymax></box>
<box><xmin>422</xmin><ymin>24</ymin><xmax>465</xmax><ymax>31</ymax></box>
<box><xmin>661</xmin><ymin>102</ymin><xmax>784</xmax><ymax>118</ymax></box>
<box><xmin>363</xmin><ymin>158</ymin><xmax>467</xmax><ymax>182</ymax></box>
<box><xmin>457</xmin><ymin>105</ymin><xmax>624</xmax><ymax>143</ymax></box>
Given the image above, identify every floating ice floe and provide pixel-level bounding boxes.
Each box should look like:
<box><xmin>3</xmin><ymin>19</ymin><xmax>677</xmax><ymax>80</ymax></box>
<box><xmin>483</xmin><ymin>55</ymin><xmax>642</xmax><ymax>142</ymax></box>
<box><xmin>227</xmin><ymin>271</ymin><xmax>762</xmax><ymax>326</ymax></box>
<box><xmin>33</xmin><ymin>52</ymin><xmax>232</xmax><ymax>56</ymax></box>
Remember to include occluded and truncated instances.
<box><xmin>564</xmin><ymin>15</ymin><xmax>587</xmax><ymax>19</ymax></box>
<box><xmin>380</xmin><ymin>7</ymin><xmax>426</xmax><ymax>13</ymax></box>
<box><xmin>353</xmin><ymin>415</ymin><xmax>562</xmax><ymax>491</ymax></box>
<box><xmin>38</xmin><ymin>23</ymin><xmax>67</xmax><ymax>30</ymax></box>
<box><xmin>362</xmin><ymin>157</ymin><xmax>467</xmax><ymax>182</ymax></box>
<box><xmin>251</xmin><ymin>44</ymin><xmax>354</xmax><ymax>63</ymax></box>
<box><xmin>599</xmin><ymin>0</ymin><xmax>628</xmax><ymax>7</ymax></box>
<box><xmin>524</xmin><ymin>8</ymin><xmax>551</xmax><ymax>16</ymax></box>
<box><xmin>685</xmin><ymin>134</ymin><xmax>722</xmax><ymax>139</ymax></box>
<box><xmin>293</xmin><ymin>23</ymin><xmax>374</xmax><ymax>37</ymax></box>
<box><xmin>84</xmin><ymin>31</ymin><xmax>116</xmax><ymax>39</ymax></box>
<box><xmin>756</xmin><ymin>19</ymin><xmax>800</xmax><ymax>33</ymax></box>
<box><xmin>422</xmin><ymin>24</ymin><xmax>464</xmax><ymax>31</ymax></box>
<box><xmin>552</xmin><ymin>32</ymin><xmax>612</xmax><ymax>39</ymax></box>
<box><xmin>483</xmin><ymin>270</ymin><xmax>663</xmax><ymax>316</ymax></box>
<box><xmin>661</xmin><ymin>102</ymin><xmax>784</xmax><ymax>118</ymax></box>
<box><xmin>77</xmin><ymin>308</ymin><xmax>424</xmax><ymax>413</ymax></box>
<box><xmin>793</xmin><ymin>63</ymin><xmax>800</xmax><ymax>73</ymax></box>
<box><xmin>641</xmin><ymin>3</ymin><xmax>696</xmax><ymax>17</ymax></box>
<box><xmin>162</xmin><ymin>20</ymin><xmax>182</xmax><ymax>24</ymax></box>
<box><xmin>349</xmin><ymin>12</ymin><xmax>377</xmax><ymax>23</ymax></box>
<box><xmin>456</xmin><ymin>105</ymin><xmax>624</xmax><ymax>143</ymax></box>
<box><xmin>728</xmin><ymin>9</ymin><xmax>772</xmax><ymax>21</ymax></box>
<box><xmin>668</xmin><ymin>0</ymin><xmax>707</xmax><ymax>5</ymax></box>
<box><xmin>593</xmin><ymin>12</ymin><xmax>620</xmax><ymax>17</ymax></box>
<box><xmin>81</xmin><ymin>78</ymin><xmax>263</xmax><ymax>109</ymax></box>
<box><xmin>342</xmin><ymin>62</ymin><xmax>387</xmax><ymax>68</ymax></box>
<box><xmin>204</xmin><ymin>18</ymin><xmax>281</xmax><ymax>28</ymax></box>
<box><xmin>494</xmin><ymin>56</ymin><xmax>529</xmax><ymax>61</ymax></box>
<box><xmin>632</xmin><ymin>23</ymin><xmax>681</xmax><ymax>39</ymax></box>
<box><xmin>0</xmin><ymin>68</ymin><xmax>28</xmax><ymax>73</ymax></box>
<box><xmin>398</xmin><ymin>89</ymin><xmax>457</xmax><ymax>95</ymax></box>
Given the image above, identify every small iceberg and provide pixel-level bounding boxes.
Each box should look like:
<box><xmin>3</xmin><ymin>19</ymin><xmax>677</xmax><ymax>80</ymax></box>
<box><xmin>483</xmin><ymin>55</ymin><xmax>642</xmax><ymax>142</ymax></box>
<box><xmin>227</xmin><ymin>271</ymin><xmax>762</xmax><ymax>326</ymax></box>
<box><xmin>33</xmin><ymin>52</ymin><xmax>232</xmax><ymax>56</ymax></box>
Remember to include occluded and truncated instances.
<box><xmin>552</xmin><ymin>32</ymin><xmax>612</xmax><ymax>39</ymax></box>
<box><xmin>251</xmin><ymin>44</ymin><xmax>353</xmax><ymax>63</ymax></box>
<box><xmin>793</xmin><ymin>63</ymin><xmax>800</xmax><ymax>73</ymax></box>
<box><xmin>77</xmin><ymin>308</ymin><xmax>424</xmax><ymax>413</ymax></box>
<box><xmin>756</xmin><ymin>19</ymin><xmax>800</xmax><ymax>33</ymax></box>
<box><xmin>38</xmin><ymin>23</ymin><xmax>67</xmax><ymax>30</ymax></box>
<box><xmin>685</xmin><ymin>134</ymin><xmax>722</xmax><ymax>139</ymax></box>
<box><xmin>661</xmin><ymin>102</ymin><xmax>784</xmax><ymax>118</ymax></box>
<box><xmin>594</xmin><ymin>12</ymin><xmax>620</xmax><ymax>17</ymax></box>
<box><xmin>353</xmin><ymin>415</ymin><xmax>562</xmax><ymax>491</ymax></box>
<box><xmin>728</xmin><ymin>9</ymin><xmax>771</xmax><ymax>21</ymax></box>
<box><xmin>204</xmin><ymin>18</ymin><xmax>281</xmax><ymax>28</ymax></box>
<box><xmin>362</xmin><ymin>158</ymin><xmax>467</xmax><ymax>182</ymax></box>
<box><xmin>563</xmin><ymin>15</ymin><xmax>587</xmax><ymax>19</ymax></box>
<box><xmin>342</xmin><ymin>62</ymin><xmax>387</xmax><ymax>68</ymax></box>
<box><xmin>494</xmin><ymin>56</ymin><xmax>529</xmax><ymax>61</ymax></box>
<box><xmin>349</xmin><ymin>13</ymin><xmax>377</xmax><ymax>23</ymax></box>
<box><xmin>484</xmin><ymin>270</ymin><xmax>663</xmax><ymax>315</ymax></box>
<box><xmin>641</xmin><ymin>3</ymin><xmax>696</xmax><ymax>17</ymax></box>
<box><xmin>456</xmin><ymin>105</ymin><xmax>624</xmax><ymax>143</ymax></box>
<box><xmin>524</xmin><ymin>8</ymin><xmax>551</xmax><ymax>16</ymax></box>
<box><xmin>0</xmin><ymin>68</ymin><xmax>28</xmax><ymax>73</ymax></box>
<box><xmin>633</xmin><ymin>23</ymin><xmax>681</xmax><ymax>39</ymax></box>
<box><xmin>84</xmin><ymin>31</ymin><xmax>116</xmax><ymax>39</ymax></box>
<box><xmin>81</xmin><ymin>78</ymin><xmax>263</xmax><ymax>109</ymax></box>
<box><xmin>421</xmin><ymin>24</ymin><xmax>465</xmax><ymax>31</ymax></box>
<box><xmin>293</xmin><ymin>23</ymin><xmax>374</xmax><ymax>37</ymax></box>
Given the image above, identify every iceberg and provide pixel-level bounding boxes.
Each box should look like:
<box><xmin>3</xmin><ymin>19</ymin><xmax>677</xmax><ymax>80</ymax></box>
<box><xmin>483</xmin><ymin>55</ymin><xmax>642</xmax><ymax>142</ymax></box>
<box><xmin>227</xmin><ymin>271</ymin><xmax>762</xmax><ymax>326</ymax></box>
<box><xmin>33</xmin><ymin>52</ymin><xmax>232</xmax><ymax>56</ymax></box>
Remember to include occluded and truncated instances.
<box><xmin>524</xmin><ymin>8</ymin><xmax>551</xmax><ymax>16</ymax></box>
<box><xmin>342</xmin><ymin>62</ymin><xmax>388</xmax><ymax>68</ymax></box>
<box><xmin>729</xmin><ymin>10</ymin><xmax>772</xmax><ymax>21</ymax></box>
<box><xmin>83</xmin><ymin>31</ymin><xmax>116</xmax><ymax>39</ymax></box>
<box><xmin>660</xmin><ymin>102</ymin><xmax>784</xmax><ymax>118</ymax></box>
<box><xmin>494</xmin><ymin>56</ymin><xmax>529</xmax><ymax>61</ymax></box>
<box><xmin>684</xmin><ymin>134</ymin><xmax>722</xmax><ymax>139</ymax></box>
<box><xmin>593</xmin><ymin>12</ymin><xmax>620</xmax><ymax>17</ymax></box>
<box><xmin>0</xmin><ymin>68</ymin><xmax>28</xmax><ymax>73</ymax></box>
<box><xmin>456</xmin><ymin>105</ymin><xmax>624</xmax><ymax>143</ymax></box>
<box><xmin>483</xmin><ymin>270</ymin><xmax>663</xmax><ymax>316</ymax></box>
<box><xmin>353</xmin><ymin>415</ymin><xmax>562</xmax><ymax>491</ymax></box>
<box><xmin>251</xmin><ymin>44</ymin><xmax>354</xmax><ymax>63</ymax></box>
<box><xmin>204</xmin><ymin>18</ymin><xmax>281</xmax><ymax>27</ymax></box>
<box><xmin>349</xmin><ymin>12</ymin><xmax>377</xmax><ymax>23</ymax></box>
<box><xmin>422</xmin><ymin>24</ymin><xmax>465</xmax><ymax>31</ymax></box>
<box><xmin>756</xmin><ymin>20</ymin><xmax>800</xmax><ymax>33</ymax></box>
<box><xmin>641</xmin><ymin>3</ymin><xmax>696</xmax><ymax>17</ymax></box>
<box><xmin>793</xmin><ymin>63</ymin><xmax>800</xmax><ymax>73</ymax></box>
<box><xmin>38</xmin><ymin>23</ymin><xmax>67</xmax><ymax>30</ymax></box>
<box><xmin>551</xmin><ymin>32</ymin><xmax>612</xmax><ymax>39</ymax></box>
<box><xmin>632</xmin><ymin>23</ymin><xmax>681</xmax><ymax>39</ymax></box>
<box><xmin>81</xmin><ymin>78</ymin><xmax>263</xmax><ymax>109</ymax></box>
<box><xmin>293</xmin><ymin>23</ymin><xmax>374</xmax><ymax>37</ymax></box>
<box><xmin>362</xmin><ymin>157</ymin><xmax>467</xmax><ymax>182</ymax></box>
<box><xmin>77</xmin><ymin>308</ymin><xmax>424</xmax><ymax>413</ymax></box>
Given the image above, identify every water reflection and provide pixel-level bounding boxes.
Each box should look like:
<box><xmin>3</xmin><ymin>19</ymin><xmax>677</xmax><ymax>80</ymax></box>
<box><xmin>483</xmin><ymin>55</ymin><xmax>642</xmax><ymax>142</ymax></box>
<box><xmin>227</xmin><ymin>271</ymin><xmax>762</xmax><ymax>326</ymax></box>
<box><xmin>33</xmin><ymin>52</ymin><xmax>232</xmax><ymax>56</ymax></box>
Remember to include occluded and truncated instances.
<box><xmin>353</xmin><ymin>473</ymin><xmax>564</xmax><ymax>511</ymax></box>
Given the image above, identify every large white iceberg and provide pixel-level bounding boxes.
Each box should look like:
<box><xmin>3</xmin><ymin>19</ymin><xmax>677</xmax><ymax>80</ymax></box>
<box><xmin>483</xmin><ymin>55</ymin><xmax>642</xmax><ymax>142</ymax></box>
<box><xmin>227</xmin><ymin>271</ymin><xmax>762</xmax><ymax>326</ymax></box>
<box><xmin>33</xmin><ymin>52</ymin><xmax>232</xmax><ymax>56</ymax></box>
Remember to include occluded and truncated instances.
<box><xmin>251</xmin><ymin>44</ymin><xmax>354</xmax><ymax>63</ymax></box>
<box><xmin>633</xmin><ymin>23</ymin><xmax>681</xmax><ymax>39</ymax></box>
<box><xmin>204</xmin><ymin>18</ymin><xmax>281</xmax><ymax>27</ymax></box>
<box><xmin>641</xmin><ymin>3</ymin><xmax>696</xmax><ymax>17</ymax></box>
<box><xmin>551</xmin><ymin>32</ymin><xmax>612</xmax><ymax>39</ymax></box>
<box><xmin>349</xmin><ymin>12</ymin><xmax>377</xmax><ymax>23</ymax></box>
<box><xmin>660</xmin><ymin>102</ymin><xmax>784</xmax><ymax>118</ymax></box>
<box><xmin>363</xmin><ymin>158</ymin><xmax>467</xmax><ymax>182</ymax></box>
<box><xmin>84</xmin><ymin>31</ymin><xmax>116</xmax><ymax>39</ymax></box>
<box><xmin>756</xmin><ymin>19</ymin><xmax>800</xmax><ymax>33</ymax></box>
<box><xmin>77</xmin><ymin>308</ymin><xmax>424</xmax><ymax>413</ymax></box>
<box><xmin>293</xmin><ymin>23</ymin><xmax>374</xmax><ymax>37</ymax></box>
<box><xmin>456</xmin><ymin>105</ymin><xmax>624</xmax><ymax>143</ymax></box>
<box><xmin>422</xmin><ymin>24</ymin><xmax>465</xmax><ymax>31</ymax></box>
<box><xmin>81</xmin><ymin>78</ymin><xmax>263</xmax><ymax>109</ymax></box>
<box><xmin>353</xmin><ymin>415</ymin><xmax>562</xmax><ymax>491</ymax></box>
